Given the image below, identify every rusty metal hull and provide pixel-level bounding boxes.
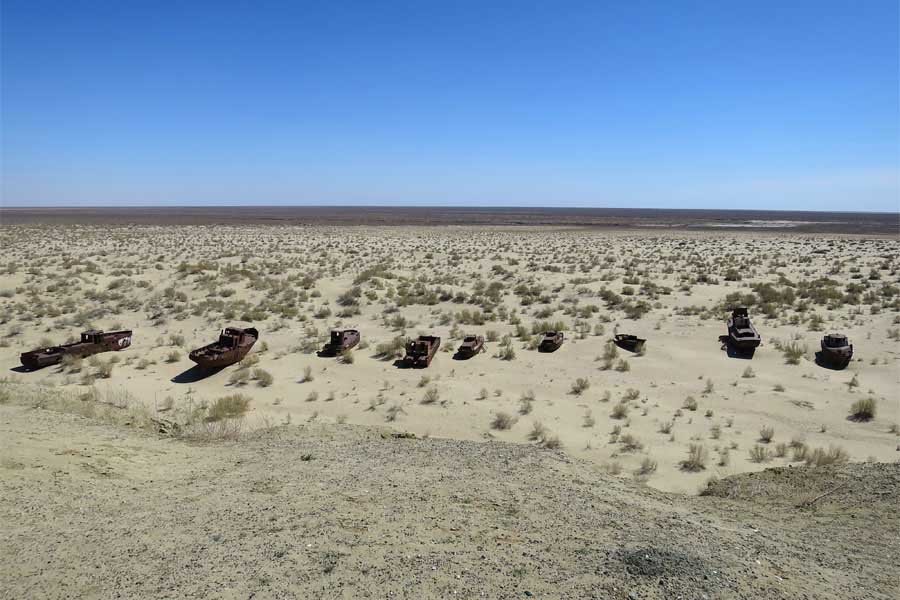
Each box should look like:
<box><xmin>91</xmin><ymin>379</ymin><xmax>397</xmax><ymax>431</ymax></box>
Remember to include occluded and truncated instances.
<box><xmin>321</xmin><ymin>329</ymin><xmax>360</xmax><ymax>356</ymax></box>
<box><xmin>189</xmin><ymin>327</ymin><xmax>258</xmax><ymax>369</ymax></box>
<box><xmin>614</xmin><ymin>334</ymin><xmax>646</xmax><ymax>353</ymax></box>
<box><xmin>405</xmin><ymin>336</ymin><xmax>440</xmax><ymax>367</ymax></box>
<box><xmin>455</xmin><ymin>336</ymin><xmax>484</xmax><ymax>358</ymax></box>
<box><xmin>20</xmin><ymin>330</ymin><xmax>133</xmax><ymax>370</ymax></box>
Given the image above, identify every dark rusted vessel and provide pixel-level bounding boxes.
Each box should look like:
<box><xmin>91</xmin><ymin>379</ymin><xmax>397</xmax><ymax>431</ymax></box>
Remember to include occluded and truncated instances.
<box><xmin>455</xmin><ymin>334</ymin><xmax>485</xmax><ymax>358</ymax></box>
<box><xmin>20</xmin><ymin>329</ymin><xmax>133</xmax><ymax>370</ymax></box>
<box><xmin>726</xmin><ymin>308</ymin><xmax>760</xmax><ymax>351</ymax></box>
<box><xmin>404</xmin><ymin>335</ymin><xmax>441</xmax><ymax>368</ymax></box>
<box><xmin>614</xmin><ymin>334</ymin><xmax>646</xmax><ymax>353</ymax></box>
<box><xmin>819</xmin><ymin>333</ymin><xmax>853</xmax><ymax>368</ymax></box>
<box><xmin>321</xmin><ymin>329</ymin><xmax>360</xmax><ymax>356</ymax></box>
<box><xmin>189</xmin><ymin>327</ymin><xmax>258</xmax><ymax>369</ymax></box>
<box><xmin>538</xmin><ymin>331</ymin><xmax>564</xmax><ymax>352</ymax></box>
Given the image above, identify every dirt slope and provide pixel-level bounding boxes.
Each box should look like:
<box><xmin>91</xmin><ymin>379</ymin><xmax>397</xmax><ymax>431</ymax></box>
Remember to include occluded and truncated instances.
<box><xmin>1</xmin><ymin>404</ymin><xmax>897</xmax><ymax>600</ymax></box>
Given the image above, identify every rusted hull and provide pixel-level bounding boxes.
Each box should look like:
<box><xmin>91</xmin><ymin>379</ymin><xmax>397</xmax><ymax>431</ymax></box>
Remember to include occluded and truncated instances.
<box><xmin>189</xmin><ymin>344</ymin><xmax>254</xmax><ymax>369</ymax></box>
<box><xmin>20</xmin><ymin>350</ymin><xmax>64</xmax><ymax>370</ymax></box>
<box><xmin>614</xmin><ymin>335</ymin><xmax>646</xmax><ymax>353</ymax></box>
<box><xmin>189</xmin><ymin>328</ymin><xmax>257</xmax><ymax>369</ymax></box>
<box><xmin>321</xmin><ymin>339</ymin><xmax>359</xmax><ymax>356</ymax></box>
<box><xmin>820</xmin><ymin>346</ymin><xmax>852</xmax><ymax>368</ymax></box>
<box><xmin>727</xmin><ymin>330</ymin><xmax>761</xmax><ymax>350</ymax></box>
<box><xmin>20</xmin><ymin>330</ymin><xmax>133</xmax><ymax>370</ymax></box>
<box><xmin>405</xmin><ymin>336</ymin><xmax>440</xmax><ymax>367</ymax></box>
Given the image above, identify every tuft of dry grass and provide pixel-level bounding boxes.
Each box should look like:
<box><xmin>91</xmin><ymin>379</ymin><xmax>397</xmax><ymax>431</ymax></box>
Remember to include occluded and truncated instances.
<box><xmin>207</xmin><ymin>394</ymin><xmax>251</xmax><ymax>421</ymax></box>
<box><xmin>491</xmin><ymin>411</ymin><xmax>517</xmax><ymax>430</ymax></box>
<box><xmin>680</xmin><ymin>444</ymin><xmax>708</xmax><ymax>472</ymax></box>
<box><xmin>849</xmin><ymin>397</ymin><xmax>876</xmax><ymax>421</ymax></box>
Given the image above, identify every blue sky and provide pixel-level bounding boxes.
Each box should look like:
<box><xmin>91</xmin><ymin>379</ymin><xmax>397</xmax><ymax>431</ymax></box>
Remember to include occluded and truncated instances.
<box><xmin>2</xmin><ymin>1</ymin><xmax>898</xmax><ymax>211</ymax></box>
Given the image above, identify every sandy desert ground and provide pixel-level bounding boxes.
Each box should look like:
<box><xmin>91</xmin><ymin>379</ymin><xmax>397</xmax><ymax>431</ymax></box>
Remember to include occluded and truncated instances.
<box><xmin>1</xmin><ymin>222</ymin><xmax>899</xmax><ymax>598</ymax></box>
<box><xmin>0</xmin><ymin>224</ymin><xmax>897</xmax><ymax>495</ymax></box>
<box><xmin>2</xmin><ymin>402</ymin><xmax>898</xmax><ymax>599</ymax></box>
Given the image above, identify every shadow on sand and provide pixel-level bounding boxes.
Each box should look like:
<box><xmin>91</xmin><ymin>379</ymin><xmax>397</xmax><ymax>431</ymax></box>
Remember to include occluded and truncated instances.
<box><xmin>9</xmin><ymin>365</ymin><xmax>33</xmax><ymax>373</ymax></box>
<box><xmin>171</xmin><ymin>365</ymin><xmax>224</xmax><ymax>384</ymax></box>
<box><xmin>718</xmin><ymin>335</ymin><xmax>755</xmax><ymax>359</ymax></box>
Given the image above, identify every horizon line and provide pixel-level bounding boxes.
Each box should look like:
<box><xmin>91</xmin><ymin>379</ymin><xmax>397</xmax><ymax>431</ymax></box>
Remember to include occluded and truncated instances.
<box><xmin>0</xmin><ymin>204</ymin><xmax>897</xmax><ymax>216</ymax></box>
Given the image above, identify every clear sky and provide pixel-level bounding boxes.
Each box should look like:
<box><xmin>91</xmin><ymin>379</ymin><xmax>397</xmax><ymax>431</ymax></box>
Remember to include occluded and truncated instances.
<box><xmin>2</xmin><ymin>1</ymin><xmax>898</xmax><ymax>211</ymax></box>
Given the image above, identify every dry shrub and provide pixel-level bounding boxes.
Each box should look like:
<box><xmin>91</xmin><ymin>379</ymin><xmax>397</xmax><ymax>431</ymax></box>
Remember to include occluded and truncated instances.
<box><xmin>491</xmin><ymin>411</ymin><xmax>517</xmax><ymax>430</ymax></box>
<box><xmin>680</xmin><ymin>444</ymin><xmax>707</xmax><ymax>471</ymax></box>
<box><xmin>207</xmin><ymin>394</ymin><xmax>251</xmax><ymax>421</ymax></box>
<box><xmin>806</xmin><ymin>445</ymin><xmax>849</xmax><ymax>467</ymax></box>
<box><xmin>849</xmin><ymin>397</ymin><xmax>876</xmax><ymax>421</ymax></box>
<box><xmin>748</xmin><ymin>444</ymin><xmax>772</xmax><ymax>463</ymax></box>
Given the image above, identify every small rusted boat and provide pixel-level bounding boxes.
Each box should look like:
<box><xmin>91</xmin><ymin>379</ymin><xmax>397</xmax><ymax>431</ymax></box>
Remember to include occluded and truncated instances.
<box><xmin>404</xmin><ymin>335</ymin><xmax>440</xmax><ymax>368</ymax></box>
<box><xmin>20</xmin><ymin>329</ymin><xmax>133</xmax><ymax>370</ymax></box>
<box><xmin>455</xmin><ymin>334</ymin><xmax>485</xmax><ymax>358</ymax></box>
<box><xmin>726</xmin><ymin>308</ymin><xmax>760</xmax><ymax>351</ymax></box>
<box><xmin>189</xmin><ymin>327</ymin><xmax>258</xmax><ymax>369</ymax></box>
<box><xmin>614</xmin><ymin>334</ymin><xmax>646</xmax><ymax>353</ymax></box>
<box><xmin>538</xmin><ymin>331</ymin><xmax>564</xmax><ymax>352</ymax></box>
<box><xmin>321</xmin><ymin>329</ymin><xmax>360</xmax><ymax>356</ymax></box>
<box><xmin>819</xmin><ymin>333</ymin><xmax>853</xmax><ymax>368</ymax></box>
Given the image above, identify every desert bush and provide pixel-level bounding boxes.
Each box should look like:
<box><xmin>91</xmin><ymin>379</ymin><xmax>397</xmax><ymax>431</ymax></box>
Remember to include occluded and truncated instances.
<box><xmin>615</xmin><ymin>359</ymin><xmax>630</xmax><ymax>372</ymax></box>
<box><xmin>169</xmin><ymin>334</ymin><xmax>185</xmax><ymax>347</ymax></box>
<box><xmin>806</xmin><ymin>445</ymin><xmax>849</xmax><ymax>467</ymax></box>
<box><xmin>659</xmin><ymin>420</ymin><xmax>674</xmax><ymax>434</ymax></box>
<box><xmin>749</xmin><ymin>445</ymin><xmax>772</xmax><ymax>463</ymax></box>
<box><xmin>498</xmin><ymin>344</ymin><xmax>516</xmax><ymax>360</ymax></box>
<box><xmin>791</xmin><ymin>443</ymin><xmax>809</xmax><ymax>462</ymax></box>
<box><xmin>339</xmin><ymin>349</ymin><xmax>355</xmax><ymax>364</ymax></box>
<box><xmin>228</xmin><ymin>369</ymin><xmax>249</xmax><ymax>386</ymax></box>
<box><xmin>385</xmin><ymin>404</ymin><xmax>404</xmax><ymax>422</ymax></box>
<box><xmin>421</xmin><ymin>386</ymin><xmax>440</xmax><ymax>405</ymax></box>
<box><xmin>96</xmin><ymin>360</ymin><xmax>114</xmax><ymax>379</ymax></box>
<box><xmin>610</xmin><ymin>402</ymin><xmax>629</xmax><ymax>419</ymax></box>
<box><xmin>253</xmin><ymin>368</ymin><xmax>274</xmax><ymax>387</ymax></box>
<box><xmin>570</xmin><ymin>377</ymin><xmax>590</xmax><ymax>395</ymax></box>
<box><xmin>238</xmin><ymin>354</ymin><xmax>259</xmax><ymax>369</ymax></box>
<box><xmin>165</xmin><ymin>350</ymin><xmax>180</xmax><ymax>363</ymax></box>
<box><xmin>623</xmin><ymin>388</ymin><xmax>640</xmax><ymax>401</ymax></box>
<box><xmin>518</xmin><ymin>390</ymin><xmax>535</xmax><ymax>414</ymax></box>
<box><xmin>620</xmin><ymin>433</ymin><xmax>643</xmax><ymax>452</ymax></box>
<box><xmin>758</xmin><ymin>425</ymin><xmax>775</xmax><ymax>443</ymax></box>
<box><xmin>635</xmin><ymin>457</ymin><xmax>658</xmax><ymax>476</ymax></box>
<box><xmin>207</xmin><ymin>394</ymin><xmax>251</xmax><ymax>421</ymax></box>
<box><xmin>774</xmin><ymin>442</ymin><xmax>788</xmax><ymax>457</ymax></box>
<box><xmin>680</xmin><ymin>444</ymin><xmax>708</xmax><ymax>471</ymax></box>
<box><xmin>301</xmin><ymin>365</ymin><xmax>313</xmax><ymax>382</ymax></box>
<box><xmin>782</xmin><ymin>342</ymin><xmax>806</xmax><ymax>365</ymax></box>
<box><xmin>491</xmin><ymin>411</ymin><xmax>517</xmax><ymax>430</ymax></box>
<box><xmin>541</xmin><ymin>434</ymin><xmax>562</xmax><ymax>449</ymax></box>
<box><xmin>527</xmin><ymin>420</ymin><xmax>547</xmax><ymax>441</ymax></box>
<box><xmin>849</xmin><ymin>397</ymin><xmax>876</xmax><ymax>421</ymax></box>
<box><xmin>682</xmin><ymin>396</ymin><xmax>698</xmax><ymax>411</ymax></box>
<box><xmin>375</xmin><ymin>336</ymin><xmax>406</xmax><ymax>360</ymax></box>
<box><xmin>742</xmin><ymin>366</ymin><xmax>755</xmax><ymax>378</ymax></box>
